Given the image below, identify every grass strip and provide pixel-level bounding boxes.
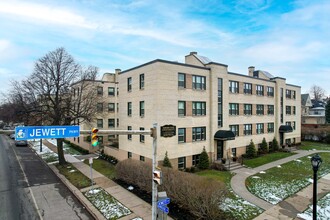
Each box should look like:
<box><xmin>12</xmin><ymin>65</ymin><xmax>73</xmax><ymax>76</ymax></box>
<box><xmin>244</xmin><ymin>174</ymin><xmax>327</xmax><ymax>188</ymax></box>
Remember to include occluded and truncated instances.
<box><xmin>84</xmin><ymin>158</ymin><xmax>116</xmax><ymax>179</ymax></box>
<box><xmin>56</xmin><ymin>163</ymin><xmax>91</xmax><ymax>189</ymax></box>
<box><xmin>243</xmin><ymin>152</ymin><xmax>296</xmax><ymax>168</ymax></box>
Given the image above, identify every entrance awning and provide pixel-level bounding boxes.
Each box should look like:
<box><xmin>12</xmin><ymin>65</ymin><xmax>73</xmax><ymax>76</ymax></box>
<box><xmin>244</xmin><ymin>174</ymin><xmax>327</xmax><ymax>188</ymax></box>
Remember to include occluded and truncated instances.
<box><xmin>214</xmin><ymin>130</ymin><xmax>235</xmax><ymax>140</ymax></box>
<box><xmin>279</xmin><ymin>125</ymin><xmax>293</xmax><ymax>133</ymax></box>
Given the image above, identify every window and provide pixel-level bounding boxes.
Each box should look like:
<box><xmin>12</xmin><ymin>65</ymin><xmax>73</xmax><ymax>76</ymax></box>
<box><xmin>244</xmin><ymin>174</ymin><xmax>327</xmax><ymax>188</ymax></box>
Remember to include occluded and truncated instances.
<box><xmin>229</xmin><ymin>81</ymin><xmax>239</xmax><ymax>93</ymax></box>
<box><xmin>97</xmin><ymin>119</ymin><xmax>103</xmax><ymax>128</ymax></box>
<box><xmin>128</xmin><ymin>152</ymin><xmax>132</xmax><ymax>158</ymax></box>
<box><xmin>108</xmin><ymin>119</ymin><xmax>115</xmax><ymax>128</ymax></box>
<box><xmin>192</xmin><ymin>154</ymin><xmax>200</xmax><ymax>166</ymax></box>
<box><xmin>256</xmin><ymin>104</ymin><xmax>264</xmax><ymax>115</ymax></box>
<box><xmin>178</xmin><ymin>128</ymin><xmax>186</xmax><ymax>143</ymax></box>
<box><xmin>140</xmin><ymin>101</ymin><xmax>145</xmax><ymax>117</ymax></box>
<box><xmin>98</xmin><ymin>136</ymin><xmax>103</xmax><ymax>144</ymax></box>
<box><xmin>140</xmin><ymin>127</ymin><xmax>145</xmax><ymax>143</ymax></box>
<box><xmin>108</xmin><ymin>87</ymin><xmax>115</xmax><ymax>96</ymax></box>
<box><xmin>232</xmin><ymin>148</ymin><xmax>237</xmax><ymax>157</ymax></box>
<box><xmin>97</xmin><ymin>103</ymin><xmax>103</xmax><ymax>112</ymax></box>
<box><xmin>244</xmin><ymin>124</ymin><xmax>252</xmax><ymax>135</ymax></box>
<box><xmin>286</xmin><ymin>121</ymin><xmax>291</xmax><ymax>126</ymax></box>
<box><xmin>256</xmin><ymin>85</ymin><xmax>264</xmax><ymax>96</ymax></box>
<box><xmin>229</xmin><ymin>103</ymin><xmax>239</xmax><ymax>115</ymax></box>
<box><xmin>139</xmin><ymin>74</ymin><xmax>144</xmax><ymax>89</ymax></box>
<box><xmin>127</xmin><ymin>126</ymin><xmax>132</xmax><ymax>140</ymax></box>
<box><xmin>127</xmin><ymin>77</ymin><xmax>132</xmax><ymax>92</ymax></box>
<box><xmin>192</xmin><ymin>102</ymin><xmax>206</xmax><ymax>116</ymax></box>
<box><xmin>97</xmin><ymin>86</ymin><xmax>103</xmax><ymax>96</ymax></box>
<box><xmin>244</xmin><ymin>83</ymin><xmax>252</xmax><ymax>94</ymax></box>
<box><xmin>127</xmin><ymin>102</ymin><xmax>132</xmax><ymax>116</ymax></box>
<box><xmin>229</xmin><ymin>125</ymin><xmax>239</xmax><ymax>136</ymax></box>
<box><xmin>293</xmin><ymin>91</ymin><xmax>296</xmax><ymax>99</ymax></box>
<box><xmin>292</xmin><ymin>121</ymin><xmax>296</xmax><ymax>130</ymax></box>
<box><xmin>256</xmin><ymin>123</ymin><xmax>264</xmax><ymax>134</ymax></box>
<box><xmin>178</xmin><ymin>73</ymin><xmax>186</xmax><ymax>88</ymax></box>
<box><xmin>267</xmin><ymin>86</ymin><xmax>274</xmax><ymax>97</ymax></box>
<box><xmin>267</xmin><ymin>105</ymin><xmax>274</xmax><ymax>115</ymax></box>
<box><xmin>192</xmin><ymin>127</ymin><xmax>206</xmax><ymax>141</ymax></box>
<box><xmin>293</xmin><ymin>106</ymin><xmax>296</xmax><ymax>115</ymax></box>
<box><xmin>178</xmin><ymin>101</ymin><xmax>186</xmax><ymax>116</ymax></box>
<box><xmin>117</xmin><ymin>118</ymin><xmax>119</xmax><ymax>127</ymax></box>
<box><xmin>244</xmin><ymin>104</ymin><xmax>252</xmax><ymax>115</ymax></box>
<box><xmin>178</xmin><ymin>157</ymin><xmax>186</xmax><ymax>169</ymax></box>
<box><xmin>268</xmin><ymin>123</ymin><xmax>274</xmax><ymax>133</ymax></box>
<box><xmin>286</xmin><ymin>106</ymin><xmax>291</xmax><ymax>115</ymax></box>
<box><xmin>108</xmin><ymin>103</ymin><xmax>115</xmax><ymax>112</ymax></box>
<box><xmin>140</xmin><ymin>156</ymin><xmax>145</xmax><ymax>162</ymax></box>
<box><xmin>192</xmin><ymin>75</ymin><xmax>206</xmax><ymax>90</ymax></box>
<box><xmin>218</xmin><ymin>78</ymin><xmax>223</xmax><ymax>127</ymax></box>
<box><xmin>286</xmin><ymin>89</ymin><xmax>291</xmax><ymax>99</ymax></box>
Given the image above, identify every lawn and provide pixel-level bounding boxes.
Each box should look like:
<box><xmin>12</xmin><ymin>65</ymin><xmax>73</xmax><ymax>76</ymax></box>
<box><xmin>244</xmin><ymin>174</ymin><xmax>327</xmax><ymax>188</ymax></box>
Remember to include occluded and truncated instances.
<box><xmin>300</xmin><ymin>141</ymin><xmax>330</xmax><ymax>151</ymax></box>
<box><xmin>84</xmin><ymin>158</ymin><xmax>116</xmax><ymax>179</ymax></box>
<box><xmin>243</xmin><ymin>152</ymin><xmax>296</xmax><ymax>168</ymax></box>
<box><xmin>56</xmin><ymin>163</ymin><xmax>91</xmax><ymax>189</ymax></box>
<box><xmin>196</xmin><ymin>170</ymin><xmax>263</xmax><ymax>220</ymax></box>
<box><xmin>246</xmin><ymin>152</ymin><xmax>330</xmax><ymax>205</ymax></box>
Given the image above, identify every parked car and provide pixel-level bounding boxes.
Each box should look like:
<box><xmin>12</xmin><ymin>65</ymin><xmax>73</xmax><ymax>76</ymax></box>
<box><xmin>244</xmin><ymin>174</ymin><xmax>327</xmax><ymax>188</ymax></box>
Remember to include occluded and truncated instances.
<box><xmin>15</xmin><ymin>140</ymin><xmax>28</xmax><ymax>147</ymax></box>
<box><xmin>10</xmin><ymin>134</ymin><xmax>15</xmax><ymax>139</ymax></box>
<box><xmin>3</xmin><ymin>125</ymin><xmax>11</xmax><ymax>130</ymax></box>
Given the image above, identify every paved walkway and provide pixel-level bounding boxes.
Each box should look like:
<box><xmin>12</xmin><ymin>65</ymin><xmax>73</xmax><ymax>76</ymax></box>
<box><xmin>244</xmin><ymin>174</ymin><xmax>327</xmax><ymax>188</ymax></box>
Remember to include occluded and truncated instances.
<box><xmin>230</xmin><ymin>150</ymin><xmax>330</xmax><ymax>219</ymax></box>
<box><xmin>43</xmin><ymin>140</ymin><xmax>172</xmax><ymax>220</ymax></box>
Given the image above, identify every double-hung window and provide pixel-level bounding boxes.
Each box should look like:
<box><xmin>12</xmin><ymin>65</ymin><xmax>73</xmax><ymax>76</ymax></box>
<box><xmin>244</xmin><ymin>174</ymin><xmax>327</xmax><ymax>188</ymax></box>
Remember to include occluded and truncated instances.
<box><xmin>97</xmin><ymin>119</ymin><xmax>103</xmax><ymax>128</ymax></box>
<box><xmin>139</xmin><ymin>101</ymin><xmax>145</xmax><ymax>117</ymax></box>
<box><xmin>267</xmin><ymin>86</ymin><xmax>274</xmax><ymax>97</ymax></box>
<box><xmin>97</xmin><ymin>86</ymin><xmax>103</xmax><ymax>96</ymax></box>
<box><xmin>108</xmin><ymin>87</ymin><xmax>115</xmax><ymax>96</ymax></box>
<box><xmin>229</xmin><ymin>81</ymin><xmax>239</xmax><ymax>93</ymax></box>
<box><xmin>256</xmin><ymin>85</ymin><xmax>264</xmax><ymax>96</ymax></box>
<box><xmin>108</xmin><ymin>119</ymin><xmax>115</xmax><ymax>128</ymax></box>
<box><xmin>127</xmin><ymin>77</ymin><xmax>132</xmax><ymax>92</ymax></box>
<box><xmin>267</xmin><ymin>123</ymin><xmax>274</xmax><ymax>133</ymax></box>
<box><xmin>244</xmin><ymin>124</ymin><xmax>252</xmax><ymax>135</ymax></box>
<box><xmin>192</xmin><ymin>102</ymin><xmax>206</xmax><ymax>116</ymax></box>
<box><xmin>178</xmin><ymin>73</ymin><xmax>186</xmax><ymax>88</ymax></box>
<box><xmin>192</xmin><ymin>154</ymin><xmax>200</xmax><ymax>167</ymax></box>
<box><xmin>244</xmin><ymin>83</ymin><xmax>252</xmax><ymax>94</ymax></box>
<box><xmin>286</xmin><ymin>106</ymin><xmax>291</xmax><ymax>115</ymax></box>
<box><xmin>140</xmin><ymin>127</ymin><xmax>145</xmax><ymax>143</ymax></box>
<box><xmin>192</xmin><ymin>75</ymin><xmax>206</xmax><ymax>90</ymax></box>
<box><xmin>229</xmin><ymin>103</ymin><xmax>239</xmax><ymax>115</ymax></box>
<box><xmin>267</xmin><ymin>105</ymin><xmax>274</xmax><ymax>115</ymax></box>
<box><xmin>229</xmin><ymin>125</ymin><xmax>239</xmax><ymax>136</ymax></box>
<box><xmin>108</xmin><ymin>103</ymin><xmax>115</xmax><ymax>112</ymax></box>
<box><xmin>97</xmin><ymin>103</ymin><xmax>103</xmax><ymax>112</ymax></box>
<box><xmin>178</xmin><ymin>101</ymin><xmax>186</xmax><ymax>116</ymax></box>
<box><xmin>139</xmin><ymin>74</ymin><xmax>144</xmax><ymax>89</ymax></box>
<box><xmin>178</xmin><ymin>128</ymin><xmax>186</xmax><ymax>143</ymax></box>
<box><xmin>286</xmin><ymin>89</ymin><xmax>291</xmax><ymax>99</ymax></box>
<box><xmin>256</xmin><ymin>104</ymin><xmax>264</xmax><ymax>115</ymax></box>
<box><xmin>244</xmin><ymin>104</ymin><xmax>252</xmax><ymax>115</ymax></box>
<box><xmin>127</xmin><ymin>102</ymin><xmax>132</xmax><ymax>116</ymax></box>
<box><xmin>127</xmin><ymin>126</ymin><xmax>132</xmax><ymax>140</ymax></box>
<box><xmin>178</xmin><ymin>157</ymin><xmax>186</xmax><ymax>169</ymax></box>
<box><xmin>293</xmin><ymin>106</ymin><xmax>296</xmax><ymax>115</ymax></box>
<box><xmin>256</xmin><ymin>123</ymin><xmax>264</xmax><ymax>134</ymax></box>
<box><xmin>192</xmin><ymin>127</ymin><xmax>206</xmax><ymax>141</ymax></box>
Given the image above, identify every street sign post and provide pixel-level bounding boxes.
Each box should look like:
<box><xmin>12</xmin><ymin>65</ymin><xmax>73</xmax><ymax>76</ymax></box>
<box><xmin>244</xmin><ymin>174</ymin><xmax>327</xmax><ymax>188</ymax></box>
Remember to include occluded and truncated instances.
<box><xmin>15</xmin><ymin>125</ymin><xmax>80</xmax><ymax>140</ymax></box>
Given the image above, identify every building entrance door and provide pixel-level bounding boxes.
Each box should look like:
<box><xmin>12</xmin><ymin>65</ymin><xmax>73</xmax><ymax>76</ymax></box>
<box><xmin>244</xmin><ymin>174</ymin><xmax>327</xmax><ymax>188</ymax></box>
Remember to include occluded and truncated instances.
<box><xmin>217</xmin><ymin>140</ymin><xmax>224</xmax><ymax>160</ymax></box>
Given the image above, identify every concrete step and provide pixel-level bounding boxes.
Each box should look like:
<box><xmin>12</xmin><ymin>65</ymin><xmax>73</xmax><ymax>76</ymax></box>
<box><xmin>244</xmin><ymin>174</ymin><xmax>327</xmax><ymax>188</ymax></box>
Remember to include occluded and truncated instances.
<box><xmin>223</xmin><ymin>162</ymin><xmax>243</xmax><ymax>171</ymax></box>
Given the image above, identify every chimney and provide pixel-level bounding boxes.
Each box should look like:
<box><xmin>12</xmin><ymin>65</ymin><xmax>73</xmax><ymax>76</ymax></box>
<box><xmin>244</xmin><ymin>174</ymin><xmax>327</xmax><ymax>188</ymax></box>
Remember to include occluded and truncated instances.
<box><xmin>248</xmin><ymin>66</ymin><xmax>255</xmax><ymax>76</ymax></box>
<box><xmin>115</xmin><ymin>69</ymin><xmax>121</xmax><ymax>74</ymax></box>
<box><xmin>190</xmin><ymin>51</ymin><xmax>197</xmax><ymax>55</ymax></box>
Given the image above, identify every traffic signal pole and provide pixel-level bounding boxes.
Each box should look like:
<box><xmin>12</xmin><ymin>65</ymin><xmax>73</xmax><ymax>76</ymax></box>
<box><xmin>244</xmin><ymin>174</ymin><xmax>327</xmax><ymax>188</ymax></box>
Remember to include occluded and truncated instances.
<box><xmin>151</xmin><ymin>123</ymin><xmax>158</xmax><ymax>220</ymax></box>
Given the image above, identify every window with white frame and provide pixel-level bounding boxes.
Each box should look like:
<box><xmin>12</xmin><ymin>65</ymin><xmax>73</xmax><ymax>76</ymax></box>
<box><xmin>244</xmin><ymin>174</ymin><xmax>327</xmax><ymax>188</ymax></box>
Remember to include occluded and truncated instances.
<box><xmin>178</xmin><ymin>157</ymin><xmax>186</xmax><ymax>169</ymax></box>
<box><xmin>140</xmin><ymin>101</ymin><xmax>145</xmax><ymax>117</ymax></box>
<box><xmin>178</xmin><ymin>73</ymin><xmax>186</xmax><ymax>88</ymax></box>
<box><xmin>178</xmin><ymin>128</ymin><xmax>186</xmax><ymax>143</ymax></box>
<box><xmin>178</xmin><ymin>101</ymin><xmax>186</xmax><ymax>116</ymax></box>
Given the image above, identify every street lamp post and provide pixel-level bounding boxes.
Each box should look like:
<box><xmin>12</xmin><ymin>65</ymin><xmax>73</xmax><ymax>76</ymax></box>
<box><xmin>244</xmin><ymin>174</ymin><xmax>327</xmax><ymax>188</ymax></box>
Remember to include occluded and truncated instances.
<box><xmin>311</xmin><ymin>154</ymin><xmax>322</xmax><ymax>220</ymax></box>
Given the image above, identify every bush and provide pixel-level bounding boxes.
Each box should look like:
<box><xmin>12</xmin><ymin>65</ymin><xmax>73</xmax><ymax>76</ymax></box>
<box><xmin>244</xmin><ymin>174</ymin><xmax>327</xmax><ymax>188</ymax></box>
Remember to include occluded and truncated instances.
<box><xmin>246</xmin><ymin>140</ymin><xmax>257</xmax><ymax>158</ymax></box>
<box><xmin>162</xmin><ymin>151</ymin><xmax>172</xmax><ymax>168</ymax></box>
<box><xmin>99</xmin><ymin>152</ymin><xmax>118</xmax><ymax>165</ymax></box>
<box><xmin>210</xmin><ymin>162</ymin><xmax>226</xmax><ymax>171</ymax></box>
<box><xmin>198</xmin><ymin>147</ymin><xmax>210</xmax><ymax>170</ymax></box>
<box><xmin>115</xmin><ymin>160</ymin><xmax>229</xmax><ymax>219</ymax></box>
<box><xmin>259</xmin><ymin>138</ymin><xmax>269</xmax><ymax>154</ymax></box>
<box><xmin>63</xmin><ymin>140</ymin><xmax>89</xmax><ymax>154</ymax></box>
<box><xmin>272</xmin><ymin>137</ymin><xmax>279</xmax><ymax>152</ymax></box>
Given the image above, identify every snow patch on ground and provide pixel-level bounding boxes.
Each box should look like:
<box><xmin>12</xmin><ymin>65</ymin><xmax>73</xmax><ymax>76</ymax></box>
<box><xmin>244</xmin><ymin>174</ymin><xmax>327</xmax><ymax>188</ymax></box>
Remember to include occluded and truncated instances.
<box><xmin>294</xmin><ymin>159</ymin><xmax>302</xmax><ymax>162</ymax></box>
<box><xmin>127</xmin><ymin>186</ymin><xmax>134</xmax><ymax>191</ymax></box>
<box><xmin>220</xmin><ymin>196</ymin><xmax>263</xmax><ymax>219</ymax></box>
<box><xmin>259</xmin><ymin>171</ymin><xmax>266</xmax><ymax>174</ymax></box>
<box><xmin>297</xmin><ymin>193</ymin><xmax>330</xmax><ymax>220</ymax></box>
<box><xmin>277</xmin><ymin>165</ymin><xmax>282</xmax><ymax>168</ymax></box>
<box><xmin>251</xmin><ymin>176</ymin><xmax>260</xmax><ymax>179</ymax></box>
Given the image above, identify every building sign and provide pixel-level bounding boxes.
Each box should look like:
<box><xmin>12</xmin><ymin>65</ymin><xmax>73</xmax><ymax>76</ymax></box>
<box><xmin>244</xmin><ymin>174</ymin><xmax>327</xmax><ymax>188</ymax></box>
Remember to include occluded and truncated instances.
<box><xmin>15</xmin><ymin>125</ymin><xmax>80</xmax><ymax>140</ymax></box>
<box><xmin>161</xmin><ymin>125</ymin><xmax>176</xmax><ymax>138</ymax></box>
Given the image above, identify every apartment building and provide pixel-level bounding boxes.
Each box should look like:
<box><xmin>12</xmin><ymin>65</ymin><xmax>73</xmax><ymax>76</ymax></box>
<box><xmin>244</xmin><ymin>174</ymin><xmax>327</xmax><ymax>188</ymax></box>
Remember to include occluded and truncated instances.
<box><xmin>102</xmin><ymin>52</ymin><xmax>301</xmax><ymax>169</ymax></box>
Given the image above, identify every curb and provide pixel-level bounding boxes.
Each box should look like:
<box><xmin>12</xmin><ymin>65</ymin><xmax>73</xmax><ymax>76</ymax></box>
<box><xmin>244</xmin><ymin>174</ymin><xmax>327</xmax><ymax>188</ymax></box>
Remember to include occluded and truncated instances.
<box><xmin>28</xmin><ymin>141</ymin><xmax>105</xmax><ymax>220</ymax></box>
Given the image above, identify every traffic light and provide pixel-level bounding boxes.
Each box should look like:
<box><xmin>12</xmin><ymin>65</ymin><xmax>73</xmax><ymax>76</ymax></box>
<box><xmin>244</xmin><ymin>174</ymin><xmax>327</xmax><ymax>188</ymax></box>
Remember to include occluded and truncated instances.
<box><xmin>153</xmin><ymin>170</ymin><xmax>162</xmax><ymax>185</ymax></box>
<box><xmin>91</xmin><ymin>128</ymin><xmax>99</xmax><ymax>147</ymax></box>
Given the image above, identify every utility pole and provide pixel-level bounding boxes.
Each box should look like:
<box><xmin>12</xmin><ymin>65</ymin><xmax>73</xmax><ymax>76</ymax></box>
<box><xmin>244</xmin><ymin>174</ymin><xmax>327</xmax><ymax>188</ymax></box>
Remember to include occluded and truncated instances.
<box><xmin>151</xmin><ymin>123</ymin><xmax>158</xmax><ymax>220</ymax></box>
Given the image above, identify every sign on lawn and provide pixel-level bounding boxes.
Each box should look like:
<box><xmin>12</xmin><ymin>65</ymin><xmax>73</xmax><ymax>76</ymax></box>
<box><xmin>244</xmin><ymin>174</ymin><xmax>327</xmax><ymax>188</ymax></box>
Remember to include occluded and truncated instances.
<box><xmin>15</xmin><ymin>125</ymin><xmax>80</xmax><ymax>140</ymax></box>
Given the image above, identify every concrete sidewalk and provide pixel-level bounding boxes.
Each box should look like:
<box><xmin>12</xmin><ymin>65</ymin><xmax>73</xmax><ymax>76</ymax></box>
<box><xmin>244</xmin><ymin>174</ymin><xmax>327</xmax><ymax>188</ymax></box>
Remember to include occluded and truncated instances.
<box><xmin>230</xmin><ymin>150</ymin><xmax>330</xmax><ymax>219</ymax></box>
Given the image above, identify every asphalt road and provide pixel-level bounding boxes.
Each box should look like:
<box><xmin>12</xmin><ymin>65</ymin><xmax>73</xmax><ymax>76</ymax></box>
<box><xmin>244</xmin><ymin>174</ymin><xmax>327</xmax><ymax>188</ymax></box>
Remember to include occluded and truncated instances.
<box><xmin>0</xmin><ymin>134</ymin><xmax>93</xmax><ymax>220</ymax></box>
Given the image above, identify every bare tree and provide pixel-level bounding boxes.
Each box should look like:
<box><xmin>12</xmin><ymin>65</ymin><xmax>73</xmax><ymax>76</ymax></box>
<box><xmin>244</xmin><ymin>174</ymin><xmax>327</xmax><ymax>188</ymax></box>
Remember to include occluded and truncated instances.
<box><xmin>310</xmin><ymin>85</ymin><xmax>326</xmax><ymax>101</ymax></box>
<box><xmin>10</xmin><ymin>47</ymin><xmax>100</xmax><ymax>164</ymax></box>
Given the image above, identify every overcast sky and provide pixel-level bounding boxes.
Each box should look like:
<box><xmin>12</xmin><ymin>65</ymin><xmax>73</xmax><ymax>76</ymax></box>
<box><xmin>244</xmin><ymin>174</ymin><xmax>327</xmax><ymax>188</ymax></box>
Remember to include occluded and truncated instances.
<box><xmin>0</xmin><ymin>0</ymin><xmax>329</xmax><ymax>99</ymax></box>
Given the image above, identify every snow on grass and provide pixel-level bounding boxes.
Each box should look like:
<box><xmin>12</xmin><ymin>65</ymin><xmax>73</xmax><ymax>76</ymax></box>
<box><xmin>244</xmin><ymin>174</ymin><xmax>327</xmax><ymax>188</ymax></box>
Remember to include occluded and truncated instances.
<box><xmin>259</xmin><ymin>171</ymin><xmax>266</xmax><ymax>174</ymax></box>
<box><xmin>297</xmin><ymin>193</ymin><xmax>330</xmax><ymax>220</ymax></box>
<box><xmin>84</xmin><ymin>187</ymin><xmax>131</xmax><ymax>220</ymax></box>
<box><xmin>220</xmin><ymin>196</ymin><xmax>263</xmax><ymax>220</ymax></box>
<box><xmin>30</xmin><ymin>140</ymin><xmax>58</xmax><ymax>163</ymax></box>
<box><xmin>277</xmin><ymin>165</ymin><xmax>282</xmax><ymax>168</ymax></box>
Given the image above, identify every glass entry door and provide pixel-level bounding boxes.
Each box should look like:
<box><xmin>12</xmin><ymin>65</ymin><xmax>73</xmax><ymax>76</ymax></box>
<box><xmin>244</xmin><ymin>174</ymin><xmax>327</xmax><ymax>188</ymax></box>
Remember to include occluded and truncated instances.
<box><xmin>217</xmin><ymin>140</ymin><xmax>224</xmax><ymax>160</ymax></box>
